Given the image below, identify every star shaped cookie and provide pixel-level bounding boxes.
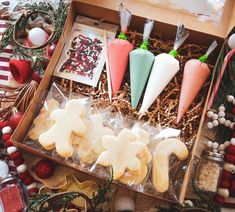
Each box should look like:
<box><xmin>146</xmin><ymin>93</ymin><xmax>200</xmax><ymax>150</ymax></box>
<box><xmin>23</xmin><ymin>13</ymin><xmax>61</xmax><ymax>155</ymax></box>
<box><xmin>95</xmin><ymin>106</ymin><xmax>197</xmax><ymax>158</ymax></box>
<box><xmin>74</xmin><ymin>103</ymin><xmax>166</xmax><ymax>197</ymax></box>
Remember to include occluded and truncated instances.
<box><xmin>96</xmin><ymin>128</ymin><xmax>146</xmax><ymax>180</ymax></box>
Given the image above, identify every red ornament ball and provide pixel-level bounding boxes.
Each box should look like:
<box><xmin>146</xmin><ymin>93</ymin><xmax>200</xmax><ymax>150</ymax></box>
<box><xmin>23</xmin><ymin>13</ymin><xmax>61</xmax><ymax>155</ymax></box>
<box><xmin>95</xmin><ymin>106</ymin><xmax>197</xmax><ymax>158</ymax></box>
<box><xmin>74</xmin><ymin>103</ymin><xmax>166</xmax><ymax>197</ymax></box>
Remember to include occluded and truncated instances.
<box><xmin>9</xmin><ymin>112</ymin><xmax>24</xmax><ymax>130</ymax></box>
<box><xmin>32</xmin><ymin>159</ymin><xmax>55</xmax><ymax>179</ymax></box>
<box><xmin>48</xmin><ymin>43</ymin><xmax>56</xmax><ymax>57</ymax></box>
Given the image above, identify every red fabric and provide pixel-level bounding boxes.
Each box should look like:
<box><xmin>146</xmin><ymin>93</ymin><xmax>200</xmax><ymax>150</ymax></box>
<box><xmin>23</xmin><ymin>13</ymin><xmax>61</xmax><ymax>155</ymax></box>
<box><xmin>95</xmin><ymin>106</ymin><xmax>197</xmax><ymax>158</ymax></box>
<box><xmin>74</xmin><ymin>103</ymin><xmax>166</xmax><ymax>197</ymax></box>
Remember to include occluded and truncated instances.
<box><xmin>225</xmin><ymin>153</ymin><xmax>235</xmax><ymax>164</ymax></box>
<box><xmin>9</xmin><ymin>59</ymin><xmax>32</xmax><ymax>83</ymax></box>
<box><xmin>227</xmin><ymin>145</ymin><xmax>235</xmax><ymax>155</ymax></box>
<box><xmin>221</xmin><ymin>170</ymin><xmax>233</xmax><ymax>181</ymax></box>
<box><xmin>220</xmin><ymin>180</ymin><xmax>230</xmax><ymax>188</ymax></box>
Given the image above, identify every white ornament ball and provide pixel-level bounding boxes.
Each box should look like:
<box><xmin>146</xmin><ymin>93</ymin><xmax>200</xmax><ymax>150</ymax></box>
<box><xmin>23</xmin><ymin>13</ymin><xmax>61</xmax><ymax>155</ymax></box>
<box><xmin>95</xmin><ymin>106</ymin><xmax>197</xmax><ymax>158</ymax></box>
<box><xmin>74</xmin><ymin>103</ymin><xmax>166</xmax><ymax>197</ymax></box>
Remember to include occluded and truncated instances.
<box><xmin>212</xmin><ymin>120</ymin><xmax>219</xmax><ymax>127</ymax></box>
<box><xmin>28</xmin><ymin>27</ymin><xmax>47</xmax><ymax>46</ymax></box>
<box><xmin>207</xmin><ymin>122</ymin><xmax>213</xmax><ymax>129</ymax></box>
<box><xmin>231</xmin><ymin>138</ymin><xmax>235</xmax><ymax>146</ymax></box>
<box><xmin>218</xmin><ymin>111</ymin><xmax>225</xmax><ymax>118</ymax></box>
<box><xmin>227</xmin><ymin>95</ymin><xmax>235</xmax><ymax>102</ymax></box>
<box><xmin>224</xmin><ymin>141</ymin><xmax>230</xmax><ymax>147</ymax></box>
<box><xmin>230</xmin><ymin>122</ymin><xmax>235</xmax><ymax>129</ymax></box>
<box><xmin>0</xmin><ymin>160</ymin><xmax>9</xmax><ymax>177</ymax></box>
<box><xmin>114</xmin><ymin>196</ymin><xmax>135</xmax><ymax>211</ymax></box>
<box><xmin>212</xmin><ymin>142</ymin><xmax>219</xmax><ymax>149</ymax></box>
<box><xmin>207</xmin><ymin>111</ymin><xmax>214</xmax><ymax>118</ymax></box>
<box><xmin>218</xmin><ymin>105</ymin><xmax>226</xmax><ymax>112</ymax></box>
<box><xmin>212</xmin><ymin>114</ymin><xmax>218</xmax><ymax>120</ymax></box>
<box><xmin>219</xmin><ymin>118</ymin><xmax>226</xmax><ymax>124</ymax></box>
<box><xmin>206</xmin><ymin>140</ymin><xmax>213</xmax><ymax>148</ymax></box>
<box><xmin>219</xmin><ymin>144</ymin><xmax>225</xmax><ymax>151</ymax></box>
<box><xmin>228</xmin><ymin>33</ymin><xmax>235</xmax><ymax>49</ymax></box>
<box><xmin>225</xmin><ymin>120</ymin><xmax>232</xmax><ymax>127</ymax></box>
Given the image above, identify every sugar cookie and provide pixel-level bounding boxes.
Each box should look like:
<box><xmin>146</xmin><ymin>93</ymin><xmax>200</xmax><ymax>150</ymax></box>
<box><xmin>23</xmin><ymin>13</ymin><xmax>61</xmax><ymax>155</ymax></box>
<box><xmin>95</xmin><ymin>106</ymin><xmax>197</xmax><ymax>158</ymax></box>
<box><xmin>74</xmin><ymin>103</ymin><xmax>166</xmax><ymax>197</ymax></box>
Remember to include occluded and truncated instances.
<box><xmin>28</xmin><ymin>99</ymin><xmax>59</xmax><ymax>141</ymax></box>
<box><xmin>96</xmin><ymin>128</ymin><xmax>146</xmax><ymax>180</ymax></box>
<box><xmin>152</xmin><ymin>138</ymin><xmax>188</xmax><ymax>193</ymax></box>
<box><xmin>39</xmin><ymin>99</ymin><xmax>87</xmax><ymax>158</ymax></box>
<box><xmin>131</xmin><ymin>125</ymin><xmax>150</xmax><ymax>145</ymax></box>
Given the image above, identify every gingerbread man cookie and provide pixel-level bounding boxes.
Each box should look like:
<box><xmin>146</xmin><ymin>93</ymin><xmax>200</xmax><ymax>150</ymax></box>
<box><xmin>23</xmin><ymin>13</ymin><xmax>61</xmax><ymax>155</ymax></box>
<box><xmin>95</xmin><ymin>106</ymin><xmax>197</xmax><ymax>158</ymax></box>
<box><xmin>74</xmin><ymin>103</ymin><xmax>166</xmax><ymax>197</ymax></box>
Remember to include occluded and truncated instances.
<box><xmin>39</xmin><ymin>99</ymin><xmax>87</xmax><ymax>158</ymax></box>
<box><xmin>96</xmin><ymin>128</ymin><xmax>146</xmax><ymax>180</ymax></box>
<box><xmin>28</xmin><ymin>99</ymin><xmax>59</xmax><ymax>141</ymax></box>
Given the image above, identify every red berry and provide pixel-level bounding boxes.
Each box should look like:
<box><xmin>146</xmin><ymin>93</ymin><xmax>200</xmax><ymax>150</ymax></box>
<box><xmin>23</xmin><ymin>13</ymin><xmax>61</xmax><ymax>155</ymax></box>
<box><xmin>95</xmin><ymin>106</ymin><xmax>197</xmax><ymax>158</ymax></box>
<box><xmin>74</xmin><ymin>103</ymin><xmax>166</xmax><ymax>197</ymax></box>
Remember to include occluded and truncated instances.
<box><xmin>2</xmin><ymin>134</ymin><xmax>11</xmax><ymax>141</ymax></box>
<box><xmin>33</xmin><ymin>159</ymin><xmax>54</xmax><ymax>179</ymax></box>
<box><xmin>18</xmin><ymin>171</ymin><xmax>30</xmax><ymax>180</ymax></box>
<box><xmin>9</xmin><ymin>112</ymin><xmax>24</xmax><ymax>130</ymax></box>
<box><xmin>220</xmin><ymin>180</ymin><xmax>230</xmax><ymax>188</ymax></box>
<box><xmin>48</xmin><ymin>43</ymin><xmax>56</xmax><ymax>57</ymax></box>
<box><xmin>10</xmin><ymin>151</ymin><xmax>22</xmax><ymax>160</ymax></box>
<box><xmin>0</xmin><ymin>120</ymin><xmax>9</xmax><ymax>129</ymax></box>
<box><xmin>214</xmin><ymin>194</ymin><xmax>225</xmax><ymax>204</ymax></box>
<box><xmin>32</xmin><ymin>72</ymin><xmax>41</xmax><ymax>84</ymax></box>
<box><xmin>4</xmin><ymin>140</ymin><xmax>14</xmax><ymax>147</ymax></box>
<box><xmin>221</xmin><ymin>170</ymin><xmax>233</xmax><ymax>180</ymax></box>
<box><xmin>14</xmin><ymin>157</ymin><xmax>24</xmax><ymax>166</ymax></box>
<box><xmin>227</xmin><ymin>145</ymin><xmax>235</xmax><ymax>155</ymax></box>
<box><xmin>23</xmin><ymin>175</ymin><xmax>34</xmax><ymax>186</ymax></box>
<box><xmin>225</xmin><ymin>153</ymin><xmax>235</xmax><ymax>163</ymax></box>
<box><xmin>28</xmin><ymin>188</ymin><xmax>39</xmax><ymax>196</ymax></box>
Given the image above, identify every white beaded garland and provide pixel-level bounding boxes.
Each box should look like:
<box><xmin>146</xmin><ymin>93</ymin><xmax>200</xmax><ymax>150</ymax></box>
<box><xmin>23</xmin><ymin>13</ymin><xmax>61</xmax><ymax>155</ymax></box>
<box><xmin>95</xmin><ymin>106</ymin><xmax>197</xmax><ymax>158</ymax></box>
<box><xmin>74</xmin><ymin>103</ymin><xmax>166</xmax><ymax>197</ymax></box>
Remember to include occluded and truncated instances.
<box><xmin>218</xmin><ymin>144</ymin><xmax>225</xmax><ymax>151</ymax></box>
<box><xmin>212</xmin><ymin>149</ymin><xmax>218</xmax><ymax>153</ymax></box>
<box><xmin>225</xmin><ymin>120</ymin><xmax>232</xmax><ymax>127</ymax></box>
<box><xmin>2</xmin><ymin>126</ymin><xmax>12</xmax><ymax>134</ymax></box>
<box><xmin>206</xmin><ymin>140</ymin><xmax>213</xmax><ymax>148</ymax></box>
<box><xmin>114</xmin><ymin>196</ymin><xmax>135</xmax><ymax>212</ymax></box>
<box><xmin>212</xmin><ymin>120</ymin><xmax>219</xmax><ymax>127</ymax></box>
<box><xmin>207</xmin><ymin>111</ymin><xmax>214</xmax><ymax>118</ymax></box>
<box><xmin>16</xmin><ymin>164</ymin><xmax>27</xmax><ymax>173</ymax></box>
<box><xmin>219</xmin><ymin>150</ymin><xmax>225</xmax><ymax>155</ymax></box>
<box><xmin>227</xmin><ymin>95</ymin><xmax>234</xmax><ymax>102</ymax></box>
<box><xmin>212</xmin><ymin>114</ymin><xmax>219</xmax><ymax>120</ymax></box>
<box><xmin>224</xmin><ymin>141</ymin><xmax>230</xmax><ymax>147</ymax></box>
<box><xmin>212</xmin><ymin>142</ymin><xmax>219</xmax><ymax>149</ymax></box>
<box><xmin>7</xmin><ymin>146</ymin><xmax>17</xmax><ymax>155</ymax></box>
<box><xmin>230</xmin><ymin>138</ymin><xmax>235</xmax><ymax>146</ymax></box>
<box><xmin>218</xmin><ymin>111</ymin><xmax>225</xmax><ymax>118</ymax></box>
<box><xmin>207</xmin><ymin>122</ymin><xmax>213</xmax><ymax>129</ymax></box>
<box><xmin>26</xmin><ymin>182</ymin><xmax>37</xmax><ymax>191</ymax></box>
<box><xmin>218</xmin><ymin>188</ymin><xmax>229</xmax><ymax>198</ymax></box>
<box><xmin>230</xmin><ymin>122</ymin><xmax>235</xmax><ymax>129</ymax></box>
<box><xmin>218</xmin><ymin>118</ymin><xmax>226</xmax><ymax>124</ymax></box>
<box><xmin>218</xmin><ymin>105</ymin><xmax>226</xmax><ymax>112</ymax></box>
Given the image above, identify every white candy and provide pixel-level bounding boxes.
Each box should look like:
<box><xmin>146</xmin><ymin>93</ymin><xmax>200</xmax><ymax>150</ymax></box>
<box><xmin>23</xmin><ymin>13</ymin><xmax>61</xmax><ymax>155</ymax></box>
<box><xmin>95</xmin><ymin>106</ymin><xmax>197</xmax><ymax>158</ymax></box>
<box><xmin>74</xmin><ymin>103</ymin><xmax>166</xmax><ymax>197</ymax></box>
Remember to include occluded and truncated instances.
<box><xmin>207</xmin><ymin>111</ymin><xmax>214</xmax><ymax>118</ymax></box>
<box><xmin>16</xmin><ymin>164</ymin><xmax>27</xmax><ymax>173</ymax></box>
<box><xmin>218</xmin><ymin>188</ymin><xmax>229</xmax><ymax>198</ymax></box>
<box><xmin>207</xmin><ymin>122</ymin><xmax>213</xmax><ymax>129</ymax></box>
<box><xmin>219</xmin><ymin>150</ymin><xmax>225</xmax><ymax>155</ymax></box>
<box><xmin>218</xmin><ymin>105</ymin><xmax>226</xmax><ymax>112</ymax></box>
<box><xmin>228</xmin><ymin>33</ymin><xmax>235</xmax><ymax>49</ymax></box>
<box><xmin>219</xmin><ymin>144</ymin><xmax>225</xmax><ymax>151</ymax></box>
<box><xmin>114</xmin><ymin>196</ymin><xmax>135</xmax><ymax>212</ymax></box>
<box><xmin>225</xmin><ymin>120</ymin><xmax>232</xmax><ymax>127</ymax></box>
<box><xmin>218</xmin><ymin>118</ymin><xmax>226</xmax><ymax>124</ymax></box>
<box><xmin>212</xmin><ymin>114</ymin><xmax>218</xmax><ymax>120</ymax></box>
<box><xmin>0</xmin><ymin>161</ymin><xmax>9</xmax><ymax>177</ymax></box>
<box><xmin>27</xmin><ymin>182</ymin><xmax>37</xmax><ymax>191</ymax></box>
<box><xmin>230</xmin><ymin>138</ymin><xmax>235</xmax><ymax>146</ymax></box>
<box><xmin>7</xmin><ymin>146</ymin><xmax>17</xmax><ymax>155</ymax></box>
<box><xmin>218</xmin><ymin>111</ymin><xmax>225</xmax><ymax>118</ymax></box>
<box><xmin>227</xmin><ymin>95</ymin><xmax>234</xmax><ymax>102</ymax></box>
<box><xmin>212</xmin><ymin>142</ymin><xmax>219</xmax><ymax>149</ymax></box>
<box><xmin>224</xmin><ymin>141</ymin><xmax>230</xmax><ymax>147</ymax></box>
<box><xmin>212</xmin><ymin>120</ymin><xmax>219</xmax><ymax>127</ymax></box>
<box><xmin>223</xmin><ymin>162</ymin><xmax>235</xmax><ymax>173</ymax></box>
<box><xmin>206</xmin><ymin>140</ymin><xmax>213</xmax><ymax>148</ymax></box>
<box><xmin>230</xmin><ymin>122</ymin><xmax>235</xmax><ymax>129</ymax></box>
<box><xmin>2</xmin><ymin>126</ymin><xmax>12</xmax><ymax>135</ymax></box>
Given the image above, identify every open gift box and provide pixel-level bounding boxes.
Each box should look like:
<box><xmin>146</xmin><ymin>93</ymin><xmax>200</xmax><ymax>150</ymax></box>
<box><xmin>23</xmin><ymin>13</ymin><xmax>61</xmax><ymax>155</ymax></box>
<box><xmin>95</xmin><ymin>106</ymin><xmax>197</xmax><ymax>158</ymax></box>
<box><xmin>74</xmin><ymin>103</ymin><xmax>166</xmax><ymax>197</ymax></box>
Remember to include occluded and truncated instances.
<box><xmin>11</xmin><ymin>0</ymin><xmax>235</xmax><ymax>204</ymax></box>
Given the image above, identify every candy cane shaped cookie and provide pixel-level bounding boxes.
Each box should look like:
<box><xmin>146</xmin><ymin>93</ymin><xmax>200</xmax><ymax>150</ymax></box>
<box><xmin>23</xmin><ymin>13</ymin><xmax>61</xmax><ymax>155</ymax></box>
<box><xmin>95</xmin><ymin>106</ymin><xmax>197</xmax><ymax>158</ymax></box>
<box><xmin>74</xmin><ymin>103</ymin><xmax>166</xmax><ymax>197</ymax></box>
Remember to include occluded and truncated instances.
<box><xmin>152</xmin><ymin>138</ymin><xmax>189</xmax><ymax>192</ymax></box>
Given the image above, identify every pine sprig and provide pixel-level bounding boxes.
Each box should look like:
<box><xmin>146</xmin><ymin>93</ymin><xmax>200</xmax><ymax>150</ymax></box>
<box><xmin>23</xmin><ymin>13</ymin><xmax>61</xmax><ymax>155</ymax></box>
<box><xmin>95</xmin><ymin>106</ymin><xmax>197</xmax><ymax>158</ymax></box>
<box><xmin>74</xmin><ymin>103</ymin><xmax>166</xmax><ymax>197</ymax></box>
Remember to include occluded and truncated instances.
<box><xmin>0</xmin><ymin>23</ymin><xmax>14</xmax><ymax>50</ymax></box>
<box><xmin>26</xmin><ymin>193</ymin><xmax>51</xmax><ymax>212</ymax></box>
